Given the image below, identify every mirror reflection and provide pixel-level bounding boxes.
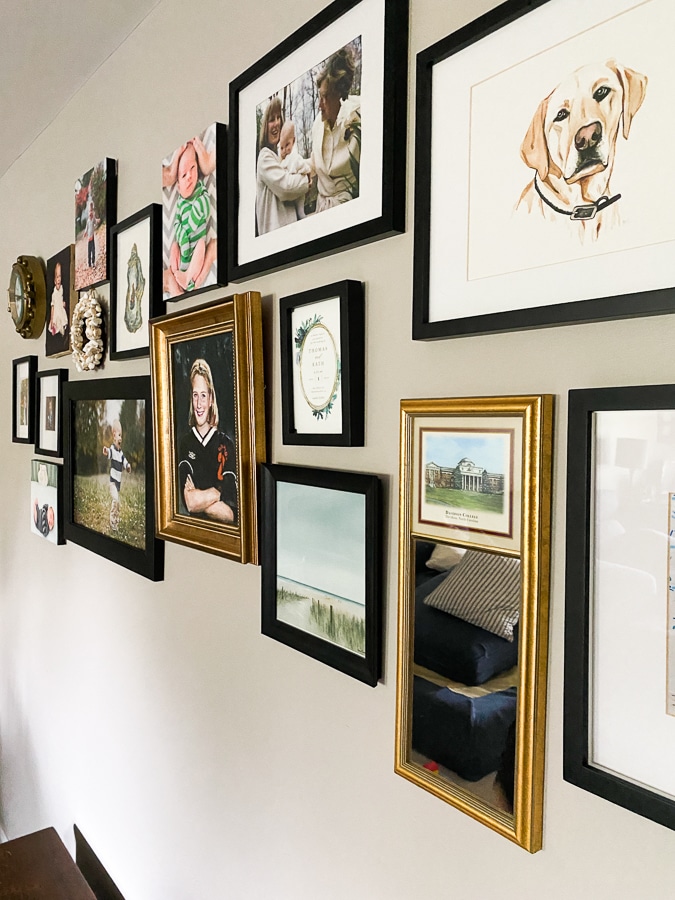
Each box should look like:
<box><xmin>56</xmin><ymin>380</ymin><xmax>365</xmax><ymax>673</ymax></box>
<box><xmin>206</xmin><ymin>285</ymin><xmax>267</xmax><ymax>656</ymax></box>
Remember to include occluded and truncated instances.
<box><xmin>410</xmin><ymin>540</ymin><xmax>519</xmax><ymax>814</ymax></box>
<box><xmin>396</xmin><ymin>394</ymin><xmax>551</xmax><ymax>851</ymax></box>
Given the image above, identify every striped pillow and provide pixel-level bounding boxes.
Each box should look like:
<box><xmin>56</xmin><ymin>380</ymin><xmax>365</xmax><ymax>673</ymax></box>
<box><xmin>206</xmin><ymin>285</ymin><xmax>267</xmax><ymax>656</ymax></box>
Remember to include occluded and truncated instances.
<box><xmin>423</xmin><ymin>549</ymin><xmax>521</xmax><ymax>641</ymax></box>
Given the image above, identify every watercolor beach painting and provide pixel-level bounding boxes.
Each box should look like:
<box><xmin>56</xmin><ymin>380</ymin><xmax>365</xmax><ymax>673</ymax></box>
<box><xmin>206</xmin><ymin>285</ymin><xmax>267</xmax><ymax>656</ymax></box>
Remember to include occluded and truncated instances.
<box><xmin>277</xmin><ymin>575</ymin><xmax>365</xmax><ymax>656</ymax></box>
<box><xmin>275</xmin><ymin>479</ymin><xmax>366</xmax><ymax>657</ymax></box>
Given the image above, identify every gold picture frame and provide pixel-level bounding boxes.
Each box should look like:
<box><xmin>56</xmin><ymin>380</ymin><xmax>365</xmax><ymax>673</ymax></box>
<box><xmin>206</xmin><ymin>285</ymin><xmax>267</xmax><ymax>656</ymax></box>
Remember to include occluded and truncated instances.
<box><xmin>149</xmin><ymin>292</ymin><xmax>265</xmax><ymax>564</ymax></box>
<box><xmin>395</xmin><ymin>395</ymin><xmax>553</xmax><ymax>852</ymax></box>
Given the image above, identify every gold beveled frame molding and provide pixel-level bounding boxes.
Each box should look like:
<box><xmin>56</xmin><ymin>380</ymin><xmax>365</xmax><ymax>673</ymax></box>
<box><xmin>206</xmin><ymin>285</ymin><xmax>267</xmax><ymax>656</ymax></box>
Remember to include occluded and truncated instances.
<box><xmin>395</xmin><ymin>395</ymin><xmax>553</xmax><ymax>852</ymax></box>
<box><xmin>150</xmin><ymin>292</ymin><xmax>265</xmax><ymax>564</ymax></box>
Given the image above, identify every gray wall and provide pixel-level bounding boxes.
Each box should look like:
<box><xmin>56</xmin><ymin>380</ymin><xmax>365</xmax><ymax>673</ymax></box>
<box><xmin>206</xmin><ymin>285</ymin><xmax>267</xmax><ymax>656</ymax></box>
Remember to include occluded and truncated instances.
<box><xmin>1</xmin><ymin>0</ymin><xmax>673</xmax><ymax>896</ymax></box>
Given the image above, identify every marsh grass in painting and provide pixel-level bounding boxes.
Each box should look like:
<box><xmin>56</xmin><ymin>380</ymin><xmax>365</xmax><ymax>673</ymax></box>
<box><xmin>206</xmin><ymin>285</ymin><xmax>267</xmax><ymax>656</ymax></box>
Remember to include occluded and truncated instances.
<box><xmin>277</xmin><ymin>575</ymin><xmax>365</xmax><ymax>655</ymax></box>
<box><xmin>275</xmin><ymin>480</ymin><xmax>366</xmax><ymax>657</ymax></box>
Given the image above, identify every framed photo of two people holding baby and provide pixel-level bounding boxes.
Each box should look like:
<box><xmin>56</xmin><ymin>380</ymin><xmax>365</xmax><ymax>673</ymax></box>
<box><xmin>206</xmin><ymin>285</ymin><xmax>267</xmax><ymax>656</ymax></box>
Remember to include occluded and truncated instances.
<box><xmin>228</xmin><ymin>0</ymin><xmax>409</xmax><ymax>280</ymax></box>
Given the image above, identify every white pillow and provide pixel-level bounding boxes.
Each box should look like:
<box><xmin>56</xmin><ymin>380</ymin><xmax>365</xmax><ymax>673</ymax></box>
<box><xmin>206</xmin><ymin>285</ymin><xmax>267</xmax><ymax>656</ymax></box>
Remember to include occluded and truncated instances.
<box><xmin>423</xmin><ymin>549</ymin><xmax>520</xmax><ymax>641</ymax></box>
<box><xmin>425</xmin><ymin>543</ymin><xmax>467</xmax><ymax>572</ymax></box>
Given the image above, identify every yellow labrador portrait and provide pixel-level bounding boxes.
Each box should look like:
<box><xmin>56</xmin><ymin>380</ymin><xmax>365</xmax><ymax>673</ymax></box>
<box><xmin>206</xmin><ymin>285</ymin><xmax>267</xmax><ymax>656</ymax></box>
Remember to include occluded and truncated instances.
<box><xmin>516</xmin><ymin>60</ymin><xmax>647</xmax><ymax>238</ymax></box>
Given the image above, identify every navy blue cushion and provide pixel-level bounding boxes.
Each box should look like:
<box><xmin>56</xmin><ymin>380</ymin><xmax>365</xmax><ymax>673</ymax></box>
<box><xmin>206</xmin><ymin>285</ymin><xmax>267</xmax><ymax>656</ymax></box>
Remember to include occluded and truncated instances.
<box><xmin>415</xmin><ymin>573</ymin><xmax>518</xmax><ymax>686</ymax></box>
<box><xmin>412</xmin><ymin>676</ymin><xmax>517</xmax><ymax>781</ymax></box>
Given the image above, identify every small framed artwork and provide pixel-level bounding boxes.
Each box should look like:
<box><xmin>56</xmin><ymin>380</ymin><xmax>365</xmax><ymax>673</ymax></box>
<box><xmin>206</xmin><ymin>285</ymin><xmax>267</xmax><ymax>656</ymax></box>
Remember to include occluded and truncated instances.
<box><xmin>74</xmin><ymin>158</ymin><xmax>117</xmax><ymax>291</ymax></box>
<box><xmin>150</xmin><ymin>293</ymin><xmax>265</xmax><ymax>564</ymax></box>
<box><xmin>407</xmin><ymin>397</ymin><xmax>529</xmax><ymax>555</ymax></box>
<box><xmin>162</xmin><ymin>123</ymin><xmax>227</xmax><ymax>301</ymax></box>
<box><xmin>45</xmin><ymin>246</ymin><xmax>75</xmax><ymax>358</ymax></box>
<box><xmin>12</xmin><ymin>355</ymin><xmax>37</xmax><ymax>444</ymax></box>
<box><xmin>565</xmin><ymin>383</ymin><xmax>675</xmax><ymax>832</ymax></box>
<box><xmin>280</xmin><ymin>280</ymin><xmax>364</xmax><ymax>446</ymax></box>
<box><xmin>228</xmin><ymin>0</ymin><xmax>408</xmax><ymax>280</ymax></box>
<box><xmin>261</xmin><ymin>463</ymin><xmax>382</xmax><ymax>686</ymax></box>
<box><xmin>62</xmin><ymin>376</ymin><xmax>164</xmax><ymax>580</ymax></box>
<box><xmin>30</xmin><ymin>460</ymin><xmax>64</xmax><ymax>545</ymax></box>
<box><xmin>110</xmin><ymin>204</ymin><xmax>164</xmax><ymax>360</ymax></box>
<box><xmin>413</xmin><ymin>0</ymin><xmax>675</xmax><ymax>340</ymax></box>
<box><xmin>35</xmin><ymin>368</ymin><xmax>68</xmax><ymax>457</ymax></box>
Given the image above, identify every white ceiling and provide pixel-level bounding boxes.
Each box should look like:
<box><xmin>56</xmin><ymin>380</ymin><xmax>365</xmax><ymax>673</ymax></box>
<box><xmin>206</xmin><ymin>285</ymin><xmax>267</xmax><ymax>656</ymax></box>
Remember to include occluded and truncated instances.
<box><xmin>0</xmin><ymin>0</ymin><xmax>161</xmax><ymax>180</ymax></box>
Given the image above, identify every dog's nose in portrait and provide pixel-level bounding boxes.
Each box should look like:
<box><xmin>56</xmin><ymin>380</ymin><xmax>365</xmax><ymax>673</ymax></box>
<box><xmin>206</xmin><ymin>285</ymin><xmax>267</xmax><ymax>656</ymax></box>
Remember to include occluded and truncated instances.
<box><xmin>575</xmin><ymin>121</ymin><xmax>602</xmax><ymax>153</ymax></box>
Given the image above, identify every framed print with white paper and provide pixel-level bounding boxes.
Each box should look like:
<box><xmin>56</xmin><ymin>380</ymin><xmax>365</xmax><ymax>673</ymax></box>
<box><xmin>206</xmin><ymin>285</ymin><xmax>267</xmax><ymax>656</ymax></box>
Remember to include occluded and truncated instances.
<box><xmin>413</xmin><ymin>0</ymin><xmax>675</xmax><ymax>340</ymax></box>
<box><xmin>110</xmin><ymin>204</ymin><xmax>164</xmax><ymax>360</ymax></box>
<box><xmin>409</xmin><ymin>400</ymin><xmax>525</xmax><ymax>555</ymax></box>
<box><xmin>280</xmin><ymin>280</ymin><xmax>364</xmax><ymax>446</ymax></box>
<box><xmin>35</xmin><ymin>368</ymin><xmax>68</xmax><ymax>457</ymax></box>
<box><xmin>12</xmin><ymin>355</ymin><xmax>37</xmax><ymax>444</ymax></box>
<box><xmin>228</xmin><ymin>0</ymin><xmax>408</xmax><ymax>280</ymax></box>
<box><xmin>565</xmin><ymin>384</ymin><xmax>675</xmax><ymax>832</ymax></box>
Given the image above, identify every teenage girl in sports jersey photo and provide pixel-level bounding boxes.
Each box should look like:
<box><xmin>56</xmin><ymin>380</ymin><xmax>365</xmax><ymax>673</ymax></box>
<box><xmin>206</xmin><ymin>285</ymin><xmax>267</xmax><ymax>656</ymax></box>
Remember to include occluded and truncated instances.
<box><xmin>177</xmin><ymin>358</ymin><xmax>238</xmax><ymax>525</ymax></box>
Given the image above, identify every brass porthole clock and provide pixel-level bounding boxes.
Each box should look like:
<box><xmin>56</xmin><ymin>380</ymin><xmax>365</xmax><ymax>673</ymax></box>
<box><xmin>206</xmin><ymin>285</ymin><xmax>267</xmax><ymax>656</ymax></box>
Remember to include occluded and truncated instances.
<box><xmin>7</xmin><ymin>255</ymin><xmax>46</xmax><ymax>339</ymax></box>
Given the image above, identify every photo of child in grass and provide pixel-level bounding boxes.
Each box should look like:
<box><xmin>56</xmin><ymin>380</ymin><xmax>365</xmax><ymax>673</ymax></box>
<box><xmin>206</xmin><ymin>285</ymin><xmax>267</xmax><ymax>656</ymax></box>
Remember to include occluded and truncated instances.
<box><xmin>72</xmin><ymin>397</ymin><xmax>147</xmax><ymax>549</ymax></box>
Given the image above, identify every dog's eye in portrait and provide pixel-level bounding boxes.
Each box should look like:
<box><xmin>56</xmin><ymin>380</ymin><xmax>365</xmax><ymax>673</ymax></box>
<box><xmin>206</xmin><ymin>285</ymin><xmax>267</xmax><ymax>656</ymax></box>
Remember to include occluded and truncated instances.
<box><xmin>554</xmin><ymin>108</ymin><xmax>569</xmax><ymax>122</ymax></box>
<box><xmin>593</xmin><ymin>85</ymin><xmax>612</xmax><ymax>102</ymax></box>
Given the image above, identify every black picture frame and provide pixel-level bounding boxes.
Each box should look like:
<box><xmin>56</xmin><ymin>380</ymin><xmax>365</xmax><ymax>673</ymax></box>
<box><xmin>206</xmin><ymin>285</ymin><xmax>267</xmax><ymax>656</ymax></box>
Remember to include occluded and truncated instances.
<box><xmin>35</xmin><ymin>368</ymin><xmax>68</xmax><ymax>457</ymax></box>
<box><xmin>564</xmin><ymin>383</ymin><xmax>675</xmax><ymax>831</ymax></box>
<box><xmin>109</xmin><ymin>204</ymin><xmax>164</xmax><ymax>360</ymax></box>
<box><xmin>45</xmin><ymin>245</ymin><xmax>75</xmax><ymax>358</ymax></box>
<box><xmin>261</xmin><ymin>463</ymin><xmax>382</xmax><ymax>686</ymax></box>
<box><xmin>12</xmin><ymin>355</ymin><xmax>37</xmax><ymax>444</ymax></box>
<box><xmin>227</xmin><ymin>0</ymin><xmax>408</xmax><ymax>281</ymax></box>
<box><xmin>280</xmin><ymin>280</ymin><xmax>364</xmax><ymax>446</ymax></box>
<box><xmin>74</xmin><ymin>157</ymin><xmax>118</xmax><ymax>291</ymax></box>
<box><xmin>161</xmin><ymin>122</ymin><xmax>228</xmax><ymax>301</ymax></box>
<box><xmin>30</xmin><ymin>459</ymin><xmax>65</xmax><ymax>546</ymax></box>
<box><xmin>412</xmin><ymin>0</ymin><xmax>675</xmax><ymax>340</ymax></box>
<box><xmin>63</xmin><ymin>376</ymin><xmax>164</xmax><ymax>581</ymax></box>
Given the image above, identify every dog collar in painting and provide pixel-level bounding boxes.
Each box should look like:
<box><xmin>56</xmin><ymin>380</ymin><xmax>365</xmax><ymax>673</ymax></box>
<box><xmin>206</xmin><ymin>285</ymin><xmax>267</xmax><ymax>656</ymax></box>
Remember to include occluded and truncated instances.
<box><xmin>534</xmin><ymin>175</ymin><xmax>621</xmax><ymax>221</ymax></box>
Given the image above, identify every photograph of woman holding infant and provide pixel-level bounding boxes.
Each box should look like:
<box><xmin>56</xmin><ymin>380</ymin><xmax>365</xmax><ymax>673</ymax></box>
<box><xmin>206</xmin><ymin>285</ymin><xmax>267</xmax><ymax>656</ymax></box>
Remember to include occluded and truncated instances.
<box><xmin>255</xmin><ymin>39</ymin><xmax>362</xmax><ymax>236</ymax></box>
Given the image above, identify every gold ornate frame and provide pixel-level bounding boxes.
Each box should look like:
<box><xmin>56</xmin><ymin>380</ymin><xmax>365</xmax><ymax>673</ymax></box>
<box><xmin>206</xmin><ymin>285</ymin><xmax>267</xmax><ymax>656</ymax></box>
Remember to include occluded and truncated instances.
<box><xmin>150</xmin><ymin>292</ymin><xmax>265</xmax><ymax>564</ymax></box>
<box><xmin>7</xmin><ymin>255</ymin><xmax>46</xmax><ymax>340</ymax></box>
<box><xmin>395</xmin><ymin>395</ymin><xmax>553</xmax><ymax>852</ymax></box>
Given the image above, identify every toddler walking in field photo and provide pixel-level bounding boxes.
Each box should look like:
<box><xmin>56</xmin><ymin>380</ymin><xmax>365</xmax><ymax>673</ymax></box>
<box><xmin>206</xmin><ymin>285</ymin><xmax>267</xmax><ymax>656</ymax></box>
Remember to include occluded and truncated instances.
<box><xmin>103</xmin><ymin>420</ymin><xmax>131</xmax><ymax>531</ymax></box>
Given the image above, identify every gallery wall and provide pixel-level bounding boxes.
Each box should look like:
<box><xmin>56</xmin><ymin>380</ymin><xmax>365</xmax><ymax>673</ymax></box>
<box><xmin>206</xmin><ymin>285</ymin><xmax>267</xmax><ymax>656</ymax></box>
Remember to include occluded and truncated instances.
<box><xmin>1</xmin><ymin>0</ymin><xmax>674</xmax><ymax>896</ymax></box>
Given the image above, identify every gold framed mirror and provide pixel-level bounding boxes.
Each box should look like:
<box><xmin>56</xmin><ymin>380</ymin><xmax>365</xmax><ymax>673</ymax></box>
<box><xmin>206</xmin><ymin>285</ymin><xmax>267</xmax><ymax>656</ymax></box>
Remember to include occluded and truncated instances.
<box><xmin>395</xmin><ymin>395</ymin><xmax>553</xmax><ymax>852</ymax></box>
<box><xmin>7</xmin><ymin>255</ymin><xmax>46</xmax><ymax>339</ymax></box>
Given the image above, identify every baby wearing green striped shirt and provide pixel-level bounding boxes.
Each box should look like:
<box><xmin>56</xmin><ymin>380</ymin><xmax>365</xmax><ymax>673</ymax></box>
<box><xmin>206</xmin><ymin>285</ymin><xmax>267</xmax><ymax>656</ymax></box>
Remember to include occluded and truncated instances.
<box><xmin>169</xmin><ymin>141</ymin><xmax>210</xmax><ymax>292</ymax></box>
